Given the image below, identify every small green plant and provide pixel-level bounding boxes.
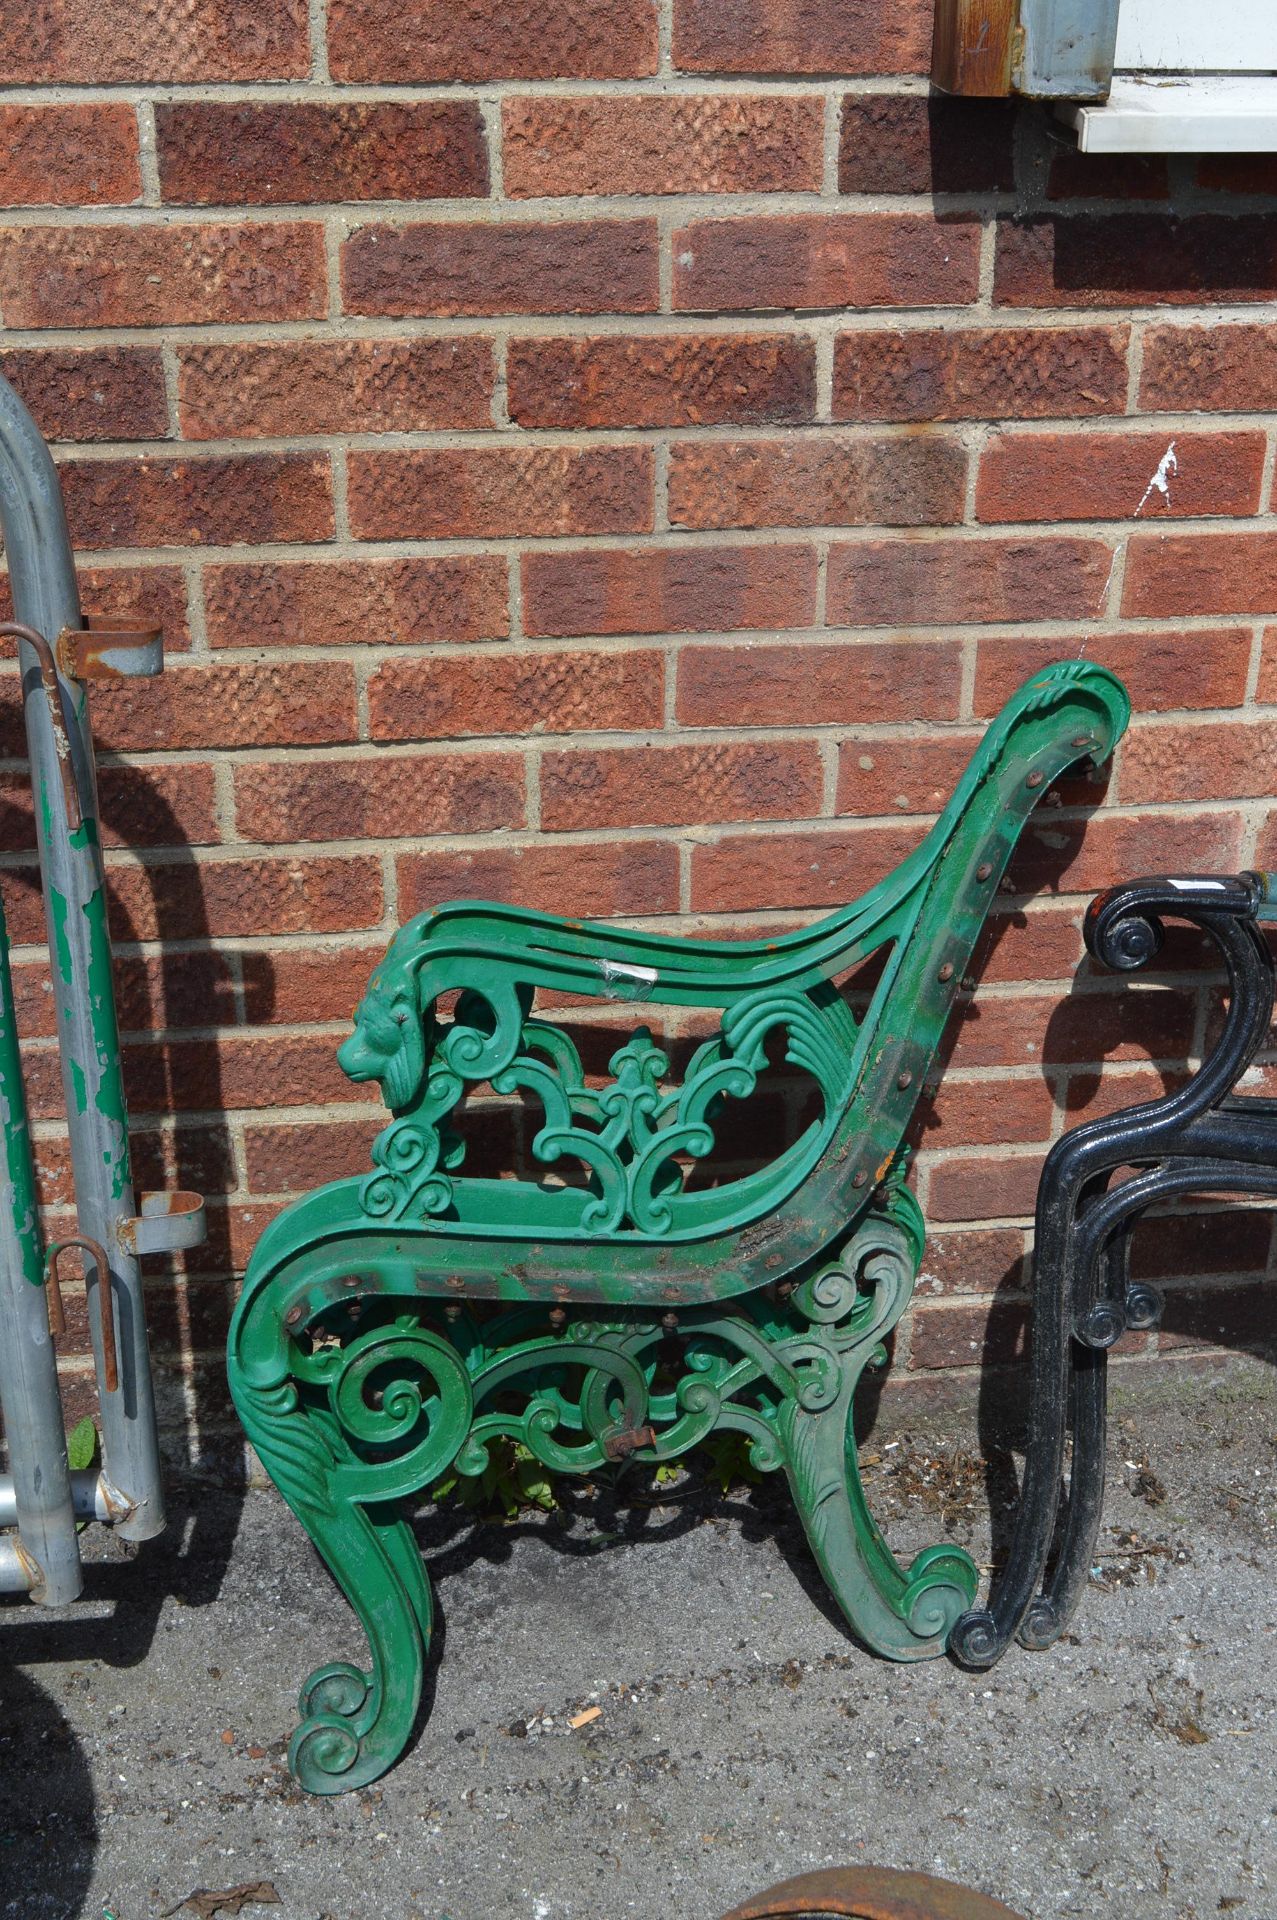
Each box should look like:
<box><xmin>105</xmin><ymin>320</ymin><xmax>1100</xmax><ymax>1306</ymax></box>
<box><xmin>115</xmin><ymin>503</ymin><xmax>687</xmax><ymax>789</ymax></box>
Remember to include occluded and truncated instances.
<box><xmin>66</xmin><ymin>1417</ymin><xmax>97</xmax><ymax>1473</ymax></box>
<box><xmin>66</xmin><ymin>1418</ymin><xmax>98</xmax><ymax>1530</ymax></box>
<box><xmin>431</xmin><ymin>1428</ymin><xmax>768</xmax><ymax>1519</ymax></box>
<box><xmin>700</xmin><ymin>1430</ymin><xmax>764</xmax><ymax>1496</ymax></box>
<box><xmin>432</xmin><ymin>1438</ymin><xmax>555</xmax><ymax>1520</ymax></box>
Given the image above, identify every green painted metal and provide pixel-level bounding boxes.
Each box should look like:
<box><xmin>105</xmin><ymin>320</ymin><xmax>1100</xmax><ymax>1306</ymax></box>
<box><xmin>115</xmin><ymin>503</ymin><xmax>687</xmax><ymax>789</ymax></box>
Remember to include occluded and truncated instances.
<box><xmin>228</xmin><ymin>660</ymin><xmax>1130</xmax><ymax>1794</ymax></box>
<box><xmin>0</xmin><ymin>896</ymin><xmax>43</xmax><ymax>1293</ymax></box>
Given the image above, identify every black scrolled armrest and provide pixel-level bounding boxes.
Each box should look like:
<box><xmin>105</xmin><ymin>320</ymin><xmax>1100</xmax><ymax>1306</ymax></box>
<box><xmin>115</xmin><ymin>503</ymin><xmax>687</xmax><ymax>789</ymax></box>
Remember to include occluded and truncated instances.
<box><xmin>1082</xmin><ymin>870</ymin><xmax>1273</xmax><ymax>1125</ymax></box>
<box><xmin>1084</xmin><ymin>871</ymin><xmax>1267</xmax><ymax>974</ymax></box>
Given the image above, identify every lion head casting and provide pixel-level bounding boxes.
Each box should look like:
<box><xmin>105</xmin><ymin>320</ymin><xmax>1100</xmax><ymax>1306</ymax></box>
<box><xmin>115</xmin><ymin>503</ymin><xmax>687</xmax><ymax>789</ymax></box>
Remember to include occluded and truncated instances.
<box><xmin>337</xmin><ymin>970</ymin><xmax>427</xmax><ymax>1112</ymax></box>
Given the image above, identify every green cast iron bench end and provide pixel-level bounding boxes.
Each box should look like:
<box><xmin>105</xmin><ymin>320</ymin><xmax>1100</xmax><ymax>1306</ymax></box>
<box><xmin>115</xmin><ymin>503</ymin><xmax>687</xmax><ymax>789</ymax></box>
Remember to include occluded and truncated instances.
<box><xmin>227</xmin><ymin>659</ymin><xmax>1130</xmax><ymax>1794</ymax></box>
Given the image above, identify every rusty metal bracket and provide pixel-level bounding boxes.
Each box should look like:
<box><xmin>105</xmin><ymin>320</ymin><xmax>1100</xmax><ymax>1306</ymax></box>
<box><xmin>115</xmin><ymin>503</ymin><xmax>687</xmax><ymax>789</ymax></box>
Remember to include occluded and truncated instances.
<box><xmin>56</xmin><ymin>618</ymin><xmax>164</xmax><ymax>683</ymax></box>
<box><xmin>116</xmin><ymin>1189</ymin><xmax>206</xmax><ymax>1258</ymax></box>
<box><xmin>717</xmin><ymin>1865</ymin><xmax>1028</xmax><ymax>1920</ymax></box>
<box><xmin>601</xmin><ymin>1422</ymin><xmax>657</xmax><ymax>1462</ymax></box>
<box><xmin>0</xmin><ymin>620</ymin><xmax>82</xmax><ymax>831</ymax></box>
<box><xmin>46</xmin><ymin>1235</ymin><xmax>116</xmax><ymax>1394</ymax></box>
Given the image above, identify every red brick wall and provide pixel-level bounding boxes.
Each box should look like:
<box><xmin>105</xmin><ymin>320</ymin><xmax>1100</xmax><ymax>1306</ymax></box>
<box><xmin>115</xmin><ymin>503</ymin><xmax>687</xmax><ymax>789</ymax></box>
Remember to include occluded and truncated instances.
<box><xmin>1</xmin><ymin>0</ymin><xmax>1274</xmax><ymax>1452</ymax></box>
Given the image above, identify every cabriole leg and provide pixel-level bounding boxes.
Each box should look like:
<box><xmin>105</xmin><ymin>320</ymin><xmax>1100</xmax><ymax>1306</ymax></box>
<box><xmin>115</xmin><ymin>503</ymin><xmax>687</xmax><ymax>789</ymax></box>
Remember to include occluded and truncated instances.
<box><xmin>289</xmin><ymin>1493</ymin><xmax>433</xmax><ymax>1795</ymax></box>
<box><xmin>949</xmin><ymin>1129</ymin><xmax>1102</xmax><ymax>1668</ymax></box>
<box><xmin>777</xmin><ymin>1218</ymin><xmax>977</xmax><ymax>1661</ymax></box>
<box><xmin>232</xmin><ymin>1374</ymin><xmax>435</xmax><ymax>1795</ymax></box>
<box><xmin>778</xmin><ymin>1369</ymin><xmax>977</xmax><ymax>1661</ymax></box>
<box><xmin>229</xmin><ymin>1296</ymin><xmax>475</xmax><ymax>1793</ymax></box>
<box><xmin>1022</xmin><ymin>1208</ymin><xmax>1140</xmax><ymax>1650</ymax></box>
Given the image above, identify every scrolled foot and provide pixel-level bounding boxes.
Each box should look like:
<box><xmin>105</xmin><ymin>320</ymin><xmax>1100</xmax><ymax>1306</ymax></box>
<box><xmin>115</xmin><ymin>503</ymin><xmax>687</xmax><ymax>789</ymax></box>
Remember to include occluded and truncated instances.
<box><xmin>299</xmin><ymin>1660</ymin><xmax>371</xmax><ymax>1725</ymax></box>
<box><xmin>1016</xmin><ymin>1596</ymin><xmax>1063</xmax><ymax>1652</ymax></box>
<box><xmin>948</xmin><ymin>1607</ymin><xmax>1002</xmax><ymax>1669</ymax></box>
<box><xmin>900</xmin><ymin>1544</ymin><xmax>979</xmax><ymax>1646</ymax></box>
<box><xmin>290</xmin><ymin>1660</ymin><xmax>401</xmax><ymax>1796</ymax></box>
<box><xmin>290</xmin><ymin>1713</ymin><xmax>363</xmax><ymax>1794</ymax></box>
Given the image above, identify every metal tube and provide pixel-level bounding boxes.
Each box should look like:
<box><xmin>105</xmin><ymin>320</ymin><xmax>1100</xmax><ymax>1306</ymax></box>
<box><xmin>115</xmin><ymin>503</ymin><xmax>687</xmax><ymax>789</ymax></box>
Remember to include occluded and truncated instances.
<box><xmin>0</xmin><ymin>370</ymin><xmax>164</xmax><ymax>1541</ymax></box>
<box><xmin>0</xmin><ymin>889</ymin><xmax>82</xmax><ymax>1604</ymax></box>
<box><xmin>0</xmin><ymin>1467</ymin><xmax>134</xmax><ymax>1529</ymax></box>
<box><xmin>0</xmin><ymin>1531</ymin><xmax>41</xmax><ymax>1594</ymax></box>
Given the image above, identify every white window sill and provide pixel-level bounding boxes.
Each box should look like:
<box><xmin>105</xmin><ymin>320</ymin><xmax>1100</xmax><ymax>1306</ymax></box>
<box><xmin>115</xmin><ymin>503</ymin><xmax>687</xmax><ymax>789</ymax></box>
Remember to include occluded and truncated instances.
<box><xmin>1061</xmin><ymin>73</ymin><xmax>1277</xmax><ymax>151</ymax></box>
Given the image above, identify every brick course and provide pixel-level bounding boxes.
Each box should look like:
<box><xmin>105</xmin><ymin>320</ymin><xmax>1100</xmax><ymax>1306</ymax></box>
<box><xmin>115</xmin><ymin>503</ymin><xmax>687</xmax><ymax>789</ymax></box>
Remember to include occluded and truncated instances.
<box><xmin>1</xmin><ymin>1</ymin><xmax>1272</xmax><ymax>1443</ymax></box>
<box><xmin>508</xmin><ymin>334</ymin><xmax>816</xmax><ymax>429</ymax></box>
<box><xmin>156</xmin><ymin>102</ymin><xmax>488</xmax><ymax>205</ymax></box>
<box><xmin>0</xmin><ymin>222</ymin><xmax>326</xmax><ymax>328</ymax></box>
<box><xmin>179</xmin><ymin>340</ymin><xmax>494</xmax><ymax>439</ymax></box>
<box><xmin>0</xmin><ymin>105</ymin><xmax>141</xmax><ymax>207</ymax></box>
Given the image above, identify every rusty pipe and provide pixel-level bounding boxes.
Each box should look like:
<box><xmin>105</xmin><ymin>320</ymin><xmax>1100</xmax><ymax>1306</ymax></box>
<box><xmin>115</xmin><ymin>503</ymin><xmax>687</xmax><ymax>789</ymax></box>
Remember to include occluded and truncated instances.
<box><xmin>46</xmin><ymin>1235</ymin><xmax>117</xmax><ymax>1394</ymax></box>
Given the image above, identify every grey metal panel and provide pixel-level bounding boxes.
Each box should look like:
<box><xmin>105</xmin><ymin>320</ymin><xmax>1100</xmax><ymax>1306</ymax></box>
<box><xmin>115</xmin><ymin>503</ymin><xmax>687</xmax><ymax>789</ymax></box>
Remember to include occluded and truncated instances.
<box><xmin>1018</xmin><ymin>0</ymin><xmax>1120</xmax><ymax>97</ymax></box>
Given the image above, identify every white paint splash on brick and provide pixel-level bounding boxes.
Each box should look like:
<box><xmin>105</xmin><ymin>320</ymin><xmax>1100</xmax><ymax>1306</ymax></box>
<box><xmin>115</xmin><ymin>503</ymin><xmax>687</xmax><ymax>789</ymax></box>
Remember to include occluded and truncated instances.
<box><xmin>1135</xmin><ymin>440</ymin><xmax>1178</xmax><ymax>517</ymax></box>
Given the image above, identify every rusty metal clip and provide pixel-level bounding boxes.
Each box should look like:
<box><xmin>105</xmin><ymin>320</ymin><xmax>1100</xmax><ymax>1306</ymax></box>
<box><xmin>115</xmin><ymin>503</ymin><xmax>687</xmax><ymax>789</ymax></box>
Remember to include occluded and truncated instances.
<box><xmin>46</xmin><ymin>1235</ymin><xmax>117</xmax><ymax>1394</ymax></box>
<box><xmin>601</xmin><ymin>1423</ymin><xmax>657</xmax><ymax>1462</ymax></box>
<box><xmin>116</xmin><ymin>1189</ymin><xmax>206</xmax><ymax>1258</ymax></box>
<box><xmin>56</xmin><ymin>618</ymin><xmax>163</xmax><ymax>683</ymax></box>
<box><xmin>1</xmin><ymin>620</ymin><xmax>82</xmax><ymax>831</ymax></box>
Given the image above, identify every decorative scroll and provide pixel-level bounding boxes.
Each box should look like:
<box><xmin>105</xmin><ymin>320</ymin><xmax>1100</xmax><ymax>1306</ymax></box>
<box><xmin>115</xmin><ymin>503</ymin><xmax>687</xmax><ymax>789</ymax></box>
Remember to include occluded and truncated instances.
<box><xmin>228</xmin><ymin>1193</ymin><xmax>979</xmax><ymax>1795</ymax></box>
<box><xmin>350</xmin><ymin>983</ymin><xmax>853</xmax><ymax>1236</ymax></box>
<box><xmin>243</xmin><ymin>1207</ymin><xmax>923</xmax><ymax>1505</ymax></box>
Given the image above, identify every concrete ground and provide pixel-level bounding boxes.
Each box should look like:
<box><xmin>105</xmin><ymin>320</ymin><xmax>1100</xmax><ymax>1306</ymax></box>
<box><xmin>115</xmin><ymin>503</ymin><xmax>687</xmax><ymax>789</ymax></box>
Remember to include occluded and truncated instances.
<box><xmin>2</xmin><ymin>1356</ymin><xmax>1275</xmax><ymax>1920</ymax></box>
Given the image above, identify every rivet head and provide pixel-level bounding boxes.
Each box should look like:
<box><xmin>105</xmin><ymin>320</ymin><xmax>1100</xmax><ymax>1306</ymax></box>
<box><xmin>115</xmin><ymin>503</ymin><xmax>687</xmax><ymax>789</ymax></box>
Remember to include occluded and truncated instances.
<box><xmin>938</xmin><ymin>961</ymin><xmax>954</xmax><ymax>982</ymax></box>
<box><xmin>342</xmin><ymin>1275</ymin><xmax>360</xmax><ymax>1291</ymax></box>
<box><xmin>661</xmin><ymin>1311</ymin><xmax>679</xmax><ymax>1332</ymax></box>
<box><xmin>976</xmin><ymin>862</ymin><xmax>993</xmax><ymax>882</ymax></box>
<box><xmin>897</xmin><ymin>1070</ymin><xmax>913</xmax><ymax>1090</ymax></box>
<box><xmin>1026</xmin><ymin>770</ymin><xmax>1044</xmax><ymax>789</ymax></box>
<box><xmin>853</xmin><ymin>1169</ymin><xmax>869</xmax><ymax>1188</ymax></box>
<box><xmin>284</xmin><ymin>1304</ymin><xmax>304</xmax><ymax>1329</ymax></box>
<box><xmin>1072</xmin><ymin>735</ymin><xmax>1091</xmax><ymax>749</ymax></box>
<box><xmin>549</xmin><ymin>1306</ymin><xmax>567</xmax><ymax>1330</ymax></box>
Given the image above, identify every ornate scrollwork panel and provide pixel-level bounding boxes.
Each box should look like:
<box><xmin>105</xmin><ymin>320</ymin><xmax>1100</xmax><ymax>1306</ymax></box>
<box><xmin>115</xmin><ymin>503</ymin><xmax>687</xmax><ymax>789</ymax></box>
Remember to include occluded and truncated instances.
<box><xmin>347</xmin><ymin>968</ymin><xmax>852</xmax><ymax>1237</ymax></box>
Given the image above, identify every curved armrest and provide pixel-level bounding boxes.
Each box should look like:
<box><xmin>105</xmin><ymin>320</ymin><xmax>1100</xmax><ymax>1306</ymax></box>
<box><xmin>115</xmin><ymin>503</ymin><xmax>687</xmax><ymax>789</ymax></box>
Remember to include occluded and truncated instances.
<box><xmin>393</xmin><ymin>658</ymin><xmax>1129</xmax><ymax>997</ymax></box>
<box><xmin>341</xmin><ymin>660</ymin><xmax>1130</xmax><ymax>1120</ymax></box>
<box><xmin>1084</xmin><ymin>870</ymin><xmax>1274</xmax><ymax>1132</ymax></box>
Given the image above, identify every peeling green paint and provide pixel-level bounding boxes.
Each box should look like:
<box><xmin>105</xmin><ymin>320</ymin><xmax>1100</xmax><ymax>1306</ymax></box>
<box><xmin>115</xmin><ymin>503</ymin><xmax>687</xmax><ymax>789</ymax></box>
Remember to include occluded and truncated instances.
<box><xmin>0</xmin><ymin>894</ymin><xmax>44</xmax><ymax>1285</ymax></box>
<box><xmin>80</xmin><ymin>885</ymin><xmax>131</xmax><ymax>1199</ymax></box>
<box><xmin>49</xmin><ymin>885</ymin><xmax>73</xmax><ymax>988</ymax></box>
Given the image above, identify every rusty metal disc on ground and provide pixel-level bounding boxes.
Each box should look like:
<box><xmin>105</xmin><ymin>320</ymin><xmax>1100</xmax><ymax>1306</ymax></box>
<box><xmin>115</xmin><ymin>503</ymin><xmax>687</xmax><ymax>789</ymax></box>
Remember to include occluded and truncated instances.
<box><xmin>717</xmin><ymin>1864</ymin><xmax>1028</xmax><ymax>1920</ymax></box>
